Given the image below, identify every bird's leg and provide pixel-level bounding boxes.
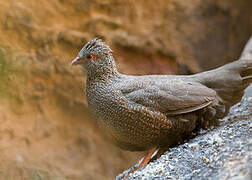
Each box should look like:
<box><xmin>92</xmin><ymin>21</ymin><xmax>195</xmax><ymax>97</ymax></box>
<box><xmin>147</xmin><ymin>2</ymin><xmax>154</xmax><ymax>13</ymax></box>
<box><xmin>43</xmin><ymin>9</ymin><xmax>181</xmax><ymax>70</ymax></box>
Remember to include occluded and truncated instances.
<box><xmin>149</xmin><ymin>148</ymin><xmax>167</xmax><ymax>163</ymax></box>
<box><xmin>122</xmin><ymin>148</ymin><xmax>157</xmax><ymax>180</ymax></box>
<box><xmin>138</xmin><ymin>148</ymin><xmax>157</xmax><ymax>168</ymax></box>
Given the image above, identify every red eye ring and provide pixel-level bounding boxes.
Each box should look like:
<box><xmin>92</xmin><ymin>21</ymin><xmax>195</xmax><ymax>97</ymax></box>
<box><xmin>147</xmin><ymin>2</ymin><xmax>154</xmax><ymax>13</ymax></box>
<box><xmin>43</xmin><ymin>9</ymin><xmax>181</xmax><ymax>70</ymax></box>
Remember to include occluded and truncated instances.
<box><xmin>86</xmin><ymin>54</ymin><xmax>97</xmax><ymax>61</ymax></box>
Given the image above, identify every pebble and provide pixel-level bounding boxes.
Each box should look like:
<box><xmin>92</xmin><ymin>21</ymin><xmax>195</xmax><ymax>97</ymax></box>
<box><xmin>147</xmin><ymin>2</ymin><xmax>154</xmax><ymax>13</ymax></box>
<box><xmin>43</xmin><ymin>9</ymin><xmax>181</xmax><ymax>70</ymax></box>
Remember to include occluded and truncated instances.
<box><xmin>202</xmin><ymin>156</ymin><xmax>210</xmax><ymax>163</ymax></box>
<box><xmin>189</xmin><ymin>143</ymin><xmax>199</xmax><ymax>150</ymax></box>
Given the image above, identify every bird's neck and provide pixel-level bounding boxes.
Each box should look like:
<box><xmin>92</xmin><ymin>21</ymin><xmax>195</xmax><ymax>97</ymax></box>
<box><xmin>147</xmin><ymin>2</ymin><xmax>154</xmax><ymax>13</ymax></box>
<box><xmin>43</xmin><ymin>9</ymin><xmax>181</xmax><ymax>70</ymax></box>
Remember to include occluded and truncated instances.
<box><xmin>86</xmin><ymin>57</ymin><xmax>120</xmax><ymax>83</ymax></box>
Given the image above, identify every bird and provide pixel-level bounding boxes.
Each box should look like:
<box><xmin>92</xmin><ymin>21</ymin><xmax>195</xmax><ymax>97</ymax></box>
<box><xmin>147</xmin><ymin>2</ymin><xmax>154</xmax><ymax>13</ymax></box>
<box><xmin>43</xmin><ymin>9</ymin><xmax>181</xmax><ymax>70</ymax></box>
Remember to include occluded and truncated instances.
<box><xmin>71</xmin><ymin>38</ymin><xmax>252</xmax><ymax>172</ymax></box>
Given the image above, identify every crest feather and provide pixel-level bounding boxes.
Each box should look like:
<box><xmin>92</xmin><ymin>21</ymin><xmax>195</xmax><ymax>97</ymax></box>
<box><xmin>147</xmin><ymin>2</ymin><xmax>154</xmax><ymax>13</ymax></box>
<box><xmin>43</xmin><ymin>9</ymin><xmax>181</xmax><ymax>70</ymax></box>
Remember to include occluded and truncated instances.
<box><xmin>79</xmin><ymin>38</ymin><xmax>112</xmax><ymax>56</ymax></box>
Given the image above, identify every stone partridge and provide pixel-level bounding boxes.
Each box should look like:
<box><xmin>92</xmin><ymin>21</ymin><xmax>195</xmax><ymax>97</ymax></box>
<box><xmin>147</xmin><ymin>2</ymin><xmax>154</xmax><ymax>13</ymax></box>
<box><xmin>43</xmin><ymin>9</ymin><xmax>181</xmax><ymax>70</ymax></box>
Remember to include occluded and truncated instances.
<box><xmin>72</xmin><ymin>38</ymin><xmax>252</xmax><ymax>171</ymax></box>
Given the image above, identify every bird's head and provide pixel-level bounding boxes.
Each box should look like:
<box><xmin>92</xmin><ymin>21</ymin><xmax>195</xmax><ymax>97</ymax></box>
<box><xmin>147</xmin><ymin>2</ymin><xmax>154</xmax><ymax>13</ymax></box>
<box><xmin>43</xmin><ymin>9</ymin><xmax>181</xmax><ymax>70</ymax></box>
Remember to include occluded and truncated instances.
<box><xmin>72</xmin><ymin>38</ymin><xmax>118</xmax><ymax>77</ymax></box>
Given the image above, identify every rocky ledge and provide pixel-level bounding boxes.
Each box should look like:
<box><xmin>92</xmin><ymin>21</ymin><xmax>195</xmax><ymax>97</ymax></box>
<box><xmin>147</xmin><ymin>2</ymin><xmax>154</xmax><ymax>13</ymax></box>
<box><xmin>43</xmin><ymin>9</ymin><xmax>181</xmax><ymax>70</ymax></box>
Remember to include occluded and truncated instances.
<box><xmin>117</xmin><ymin>85</ymin><xmax>252</xmax><ymax>180</ymax></box>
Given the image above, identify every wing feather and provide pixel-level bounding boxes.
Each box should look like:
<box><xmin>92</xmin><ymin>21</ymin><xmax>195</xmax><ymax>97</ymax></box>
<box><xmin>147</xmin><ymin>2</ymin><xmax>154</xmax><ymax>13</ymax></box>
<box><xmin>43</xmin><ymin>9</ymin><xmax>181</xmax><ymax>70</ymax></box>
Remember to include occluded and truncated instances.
<box><xmin>121</xmin><ymin>79</ymin><xmax>217</xmax><ymax>116</ymax></box>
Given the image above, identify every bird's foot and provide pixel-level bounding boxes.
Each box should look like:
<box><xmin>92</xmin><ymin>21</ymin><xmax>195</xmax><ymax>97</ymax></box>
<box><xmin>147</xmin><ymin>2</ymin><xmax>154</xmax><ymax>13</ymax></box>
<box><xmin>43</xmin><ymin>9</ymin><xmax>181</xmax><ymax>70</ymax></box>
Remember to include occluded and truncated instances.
<box><xmin>121</xmin><ymin>148</ymin><xmax>167</xmax><ymax>180</ymax></box>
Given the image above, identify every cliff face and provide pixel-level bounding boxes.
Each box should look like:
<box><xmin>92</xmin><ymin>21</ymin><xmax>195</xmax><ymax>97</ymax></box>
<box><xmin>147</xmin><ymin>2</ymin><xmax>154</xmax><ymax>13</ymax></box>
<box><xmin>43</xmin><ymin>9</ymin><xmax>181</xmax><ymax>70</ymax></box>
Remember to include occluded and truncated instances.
<box><xmin>0</xmin><ymin>0</ymin><xmax>251</xmax><ymax>179</ymax></box>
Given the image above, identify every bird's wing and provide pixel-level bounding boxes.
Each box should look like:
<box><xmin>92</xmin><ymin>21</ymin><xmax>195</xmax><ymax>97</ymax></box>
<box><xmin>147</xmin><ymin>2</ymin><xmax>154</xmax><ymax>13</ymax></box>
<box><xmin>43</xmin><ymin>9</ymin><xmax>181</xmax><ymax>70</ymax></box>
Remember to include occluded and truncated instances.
<box><xmin>120</xmin><ymin>78</ymin><xmax>217</xmax><ymax>115</ymax></box>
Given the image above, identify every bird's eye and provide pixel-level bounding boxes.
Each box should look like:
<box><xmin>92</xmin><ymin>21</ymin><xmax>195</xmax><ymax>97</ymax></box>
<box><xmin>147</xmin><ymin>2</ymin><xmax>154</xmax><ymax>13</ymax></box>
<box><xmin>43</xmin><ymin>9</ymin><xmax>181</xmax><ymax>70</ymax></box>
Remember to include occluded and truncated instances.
<box><xmin>86</xmin><ymin>54</ymin><xmax>92</xmax><ymax>59</ymax></box>
<box><xmin>86</xmin><ymin>54</ymin><xmax>98</xmax><ymax>61</ymax></box>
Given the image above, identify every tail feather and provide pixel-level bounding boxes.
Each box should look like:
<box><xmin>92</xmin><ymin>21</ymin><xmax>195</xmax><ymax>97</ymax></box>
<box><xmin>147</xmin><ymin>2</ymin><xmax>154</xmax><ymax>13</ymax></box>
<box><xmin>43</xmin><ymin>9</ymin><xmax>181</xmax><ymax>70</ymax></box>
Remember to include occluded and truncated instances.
<box><xmin>237</xmin><ymin>59</ymin><xmax>252</xmax><ymax>86</ymax></box>
<box><xmin>191</xmin><ymin>36</ymin><xmax>252</xmax><ymax>117</ymax></box>
<box><xmin>193</xmin><ymin>58</ymin><xmax>252</xmax><ymax>111</ymax></box>
<box><xmin>240</xmin><ymin>66</ymin><xmax>252</xmax><ymax>85</ymax></box>
<box><xmin>229</xmin><ymin>59</ymin><xmax>252</xmax><ymax>86</ymax></box>
<box><xmin>242</xmin><ymin>75</ymin><xmax>252</xmax><ymax>84</ymax></box>
<box><xmin>240</xmin><ymin>66</ymin><xmax>252</xmax><ymax>77</ymax></box>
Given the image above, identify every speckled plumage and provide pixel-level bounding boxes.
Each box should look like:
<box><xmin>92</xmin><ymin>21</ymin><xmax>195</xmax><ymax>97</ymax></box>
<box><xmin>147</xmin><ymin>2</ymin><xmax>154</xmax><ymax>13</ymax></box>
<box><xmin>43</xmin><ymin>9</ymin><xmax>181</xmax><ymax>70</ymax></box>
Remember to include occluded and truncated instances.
<box><xmin>72</xmin><ymin>38</ymin><xmax>252</xmax><ymax>152</ymax></box>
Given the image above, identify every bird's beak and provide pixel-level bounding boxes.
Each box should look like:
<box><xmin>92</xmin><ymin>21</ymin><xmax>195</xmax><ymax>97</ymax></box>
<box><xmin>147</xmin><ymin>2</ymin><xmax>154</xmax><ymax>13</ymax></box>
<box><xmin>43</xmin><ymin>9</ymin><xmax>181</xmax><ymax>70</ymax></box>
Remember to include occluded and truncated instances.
<box><xmin>71</xmin><ymin>57</ymin><xmax>81</xmax><ymax>66</ymax></box>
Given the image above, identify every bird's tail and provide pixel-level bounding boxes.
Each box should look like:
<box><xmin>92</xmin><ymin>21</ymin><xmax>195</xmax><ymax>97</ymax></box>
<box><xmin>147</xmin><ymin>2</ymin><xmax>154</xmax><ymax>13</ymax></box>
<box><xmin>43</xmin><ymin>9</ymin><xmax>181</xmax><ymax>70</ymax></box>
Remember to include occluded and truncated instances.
<box><xmin>193</xmin><ymin>58</ymin><xmax>252</xmax><ymax>110</ymax></box>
